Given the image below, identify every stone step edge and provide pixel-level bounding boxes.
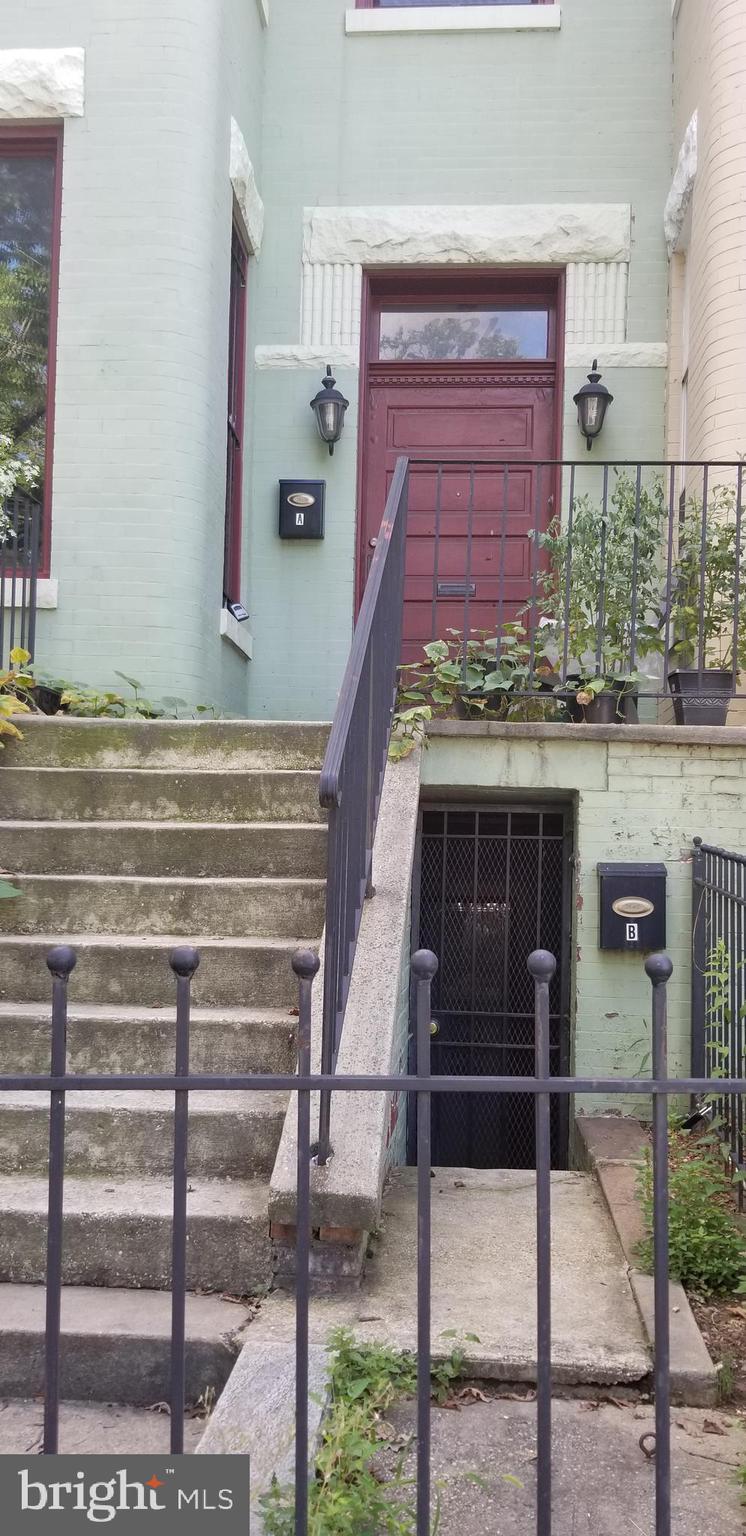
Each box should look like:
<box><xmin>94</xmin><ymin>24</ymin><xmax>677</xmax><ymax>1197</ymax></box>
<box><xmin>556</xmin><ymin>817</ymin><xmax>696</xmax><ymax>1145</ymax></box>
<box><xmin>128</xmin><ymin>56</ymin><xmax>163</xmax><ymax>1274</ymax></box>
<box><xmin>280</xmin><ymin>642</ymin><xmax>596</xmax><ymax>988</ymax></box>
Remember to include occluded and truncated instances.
<box><xmin>0</xmin><ymin>1001</ymin><xmax>298</xmax><ymax>1025</ymax></box>
<box><xmin>0</xmin><ymin>818</ymin><xmax>326</xmax><ymax>831</ymax></box>
<box><xmin>2</xmin><ymin>874</ymin><xmax>325</xmax><ymax>890</ymax></box>
<box><xmin>0</xmin><ymin>1171</ymin><xmax>271</xmax><ymax>1218</ymax></box>
<box><xmin>575</xmin><ymin>1113</ymin><xmax>718</xmax><ymax>1407</ymax></box>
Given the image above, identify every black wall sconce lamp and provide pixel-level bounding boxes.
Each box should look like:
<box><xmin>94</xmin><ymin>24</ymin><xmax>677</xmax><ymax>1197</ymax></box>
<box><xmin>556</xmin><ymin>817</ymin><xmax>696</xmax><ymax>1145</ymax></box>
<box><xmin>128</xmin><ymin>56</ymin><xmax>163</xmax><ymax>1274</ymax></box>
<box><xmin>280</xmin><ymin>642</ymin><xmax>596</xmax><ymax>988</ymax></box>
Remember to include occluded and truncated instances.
<box><xmin>573</xmin><ymin>359</ymin><xmax>614</xmax><ymax>450</ymax></box>
<box><xmin>310</xmin><ymin>365</ymin><xmax>349</xmax><ymax>456</ymax></box>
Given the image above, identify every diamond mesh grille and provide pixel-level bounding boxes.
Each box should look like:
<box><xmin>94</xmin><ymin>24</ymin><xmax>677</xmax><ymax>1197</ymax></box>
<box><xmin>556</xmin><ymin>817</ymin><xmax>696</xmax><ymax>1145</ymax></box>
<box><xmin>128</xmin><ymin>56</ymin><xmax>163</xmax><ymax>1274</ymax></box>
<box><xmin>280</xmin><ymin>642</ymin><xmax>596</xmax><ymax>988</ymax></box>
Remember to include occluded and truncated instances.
<box><xmin>419</xmin><ymin>807</ymin><xmax>568</xmax><ymax>1168</ymax></box>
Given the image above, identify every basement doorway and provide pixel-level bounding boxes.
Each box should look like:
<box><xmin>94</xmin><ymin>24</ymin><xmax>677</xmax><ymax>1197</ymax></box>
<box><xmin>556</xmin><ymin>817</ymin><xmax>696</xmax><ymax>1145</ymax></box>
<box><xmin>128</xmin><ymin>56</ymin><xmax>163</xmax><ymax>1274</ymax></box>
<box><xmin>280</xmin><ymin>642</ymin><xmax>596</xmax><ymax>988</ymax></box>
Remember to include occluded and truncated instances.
<box><xmin>410</xmin><ymin>803</ymin><xmax>572</xmax><ymax>1169</ymax></box>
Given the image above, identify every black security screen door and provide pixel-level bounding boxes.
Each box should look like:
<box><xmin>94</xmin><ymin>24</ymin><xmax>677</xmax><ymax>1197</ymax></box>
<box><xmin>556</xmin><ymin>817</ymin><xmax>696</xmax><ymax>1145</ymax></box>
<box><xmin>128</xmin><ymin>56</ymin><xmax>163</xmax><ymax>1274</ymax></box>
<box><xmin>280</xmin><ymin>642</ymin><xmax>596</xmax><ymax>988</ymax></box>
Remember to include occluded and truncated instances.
<box><xmin>414</xmin><ymin>804</ymin><xmax>571</xmax><ymax>1168</ymax></box>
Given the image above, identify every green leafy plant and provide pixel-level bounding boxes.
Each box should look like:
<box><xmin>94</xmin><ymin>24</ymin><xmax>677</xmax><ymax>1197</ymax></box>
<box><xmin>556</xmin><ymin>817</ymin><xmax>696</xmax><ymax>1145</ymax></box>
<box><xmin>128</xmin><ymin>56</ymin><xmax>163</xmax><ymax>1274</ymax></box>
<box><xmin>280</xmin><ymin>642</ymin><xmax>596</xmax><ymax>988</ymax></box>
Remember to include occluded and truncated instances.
<box><xmin>260</xmin><ymin>1328</ymin><xmax>468</xmax><ymax>1535</ymax></box>
<box><xmin>0</xmin><ymin>646</ymin><xmax>34</xmax><ymax>748</ymax></box>
<box><xmin>390</xmin><ymin>626</ymin><xmax>564</xmax><ymax>759</ymax></box>
<box><xmin>532</xmin><ymin>470</ymin><xmax>667</xmax><ymax>692</ymax></box>
<box><xmin>670</xmin><ymin>484</ymin><xmax>746</xmax><ymax>672</ymax></box>
<box><xmin>636</xmin><ymin>1125</ymin><xmax>746</xmax><ymax>1298</ymax></box>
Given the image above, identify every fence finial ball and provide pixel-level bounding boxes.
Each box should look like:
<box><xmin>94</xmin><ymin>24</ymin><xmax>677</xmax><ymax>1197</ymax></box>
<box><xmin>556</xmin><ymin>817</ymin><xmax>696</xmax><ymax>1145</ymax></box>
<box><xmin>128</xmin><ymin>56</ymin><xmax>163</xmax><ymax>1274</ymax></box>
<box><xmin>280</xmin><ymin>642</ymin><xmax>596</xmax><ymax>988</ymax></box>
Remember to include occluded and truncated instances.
<box><xmin>292</xmin><ymin>948</ymin><xmax>321</xmax><ymax>980</ymax></box>
<box><xmin>169</xmin><ymin>946</ymin><xmax>200</xmax><ymax>979</ymax></box>
<box><xmin>527</xmin><ymin>949</ymin><xmax>557</xmax><ymax>982</ymax></box>
<box><xmin>46</xmin><ymin>945</ymin><xmax>77</xmax><ymax>979</ymax></box>
<box><xmin>411</xmin><ymin>949</ymin><xmax>439</xmax><ymax>980</ymax></box>
<box><xmin>645</xmin><ymin>952</ymin><xmax>674</xmax><ymax>985</ymax></box>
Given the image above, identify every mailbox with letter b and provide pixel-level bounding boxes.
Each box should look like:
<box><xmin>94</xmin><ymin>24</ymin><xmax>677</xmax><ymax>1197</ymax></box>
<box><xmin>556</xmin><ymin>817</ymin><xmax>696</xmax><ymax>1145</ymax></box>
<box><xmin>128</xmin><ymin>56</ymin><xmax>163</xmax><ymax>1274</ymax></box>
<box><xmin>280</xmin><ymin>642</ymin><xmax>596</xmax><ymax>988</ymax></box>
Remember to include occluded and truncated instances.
<box><xmin>597</xmin><ymin>863</ymin><xmax>667</xmax><ymax>951</ymax></box>
<box><xmin>279</xmin><ymin>480</ymin><xmax>325</xmax><ymax>540</ymax></box>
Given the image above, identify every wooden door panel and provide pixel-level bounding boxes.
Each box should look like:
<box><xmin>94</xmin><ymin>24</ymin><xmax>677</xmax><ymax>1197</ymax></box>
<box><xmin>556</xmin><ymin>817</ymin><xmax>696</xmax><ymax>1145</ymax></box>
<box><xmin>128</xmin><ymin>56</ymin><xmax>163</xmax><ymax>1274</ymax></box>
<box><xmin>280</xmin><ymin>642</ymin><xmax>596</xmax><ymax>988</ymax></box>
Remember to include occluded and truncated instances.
<box><xmin>362</xmin><ymin>370</ymin><xmax>556</xmax><ymax>656</ymax></box>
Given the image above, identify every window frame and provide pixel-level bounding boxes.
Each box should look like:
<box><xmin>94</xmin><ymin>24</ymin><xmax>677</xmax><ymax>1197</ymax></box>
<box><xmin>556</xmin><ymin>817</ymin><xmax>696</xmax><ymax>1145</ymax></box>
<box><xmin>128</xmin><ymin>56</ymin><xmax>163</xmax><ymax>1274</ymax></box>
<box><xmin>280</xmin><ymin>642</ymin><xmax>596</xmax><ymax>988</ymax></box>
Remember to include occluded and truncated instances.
<box><xmin>0</xmin><ymin>125</ymin><xmax>63</xmax><ymax>581</ymax></box>
<box><xmin>355</xmin><ymin>1</ymin><xmax>554</xmax><ymax>9</ymax></box>
<box><xmin>224</xmin><ymin>217</ymin><xmax>249</xmax><ymax>608</ymax></box>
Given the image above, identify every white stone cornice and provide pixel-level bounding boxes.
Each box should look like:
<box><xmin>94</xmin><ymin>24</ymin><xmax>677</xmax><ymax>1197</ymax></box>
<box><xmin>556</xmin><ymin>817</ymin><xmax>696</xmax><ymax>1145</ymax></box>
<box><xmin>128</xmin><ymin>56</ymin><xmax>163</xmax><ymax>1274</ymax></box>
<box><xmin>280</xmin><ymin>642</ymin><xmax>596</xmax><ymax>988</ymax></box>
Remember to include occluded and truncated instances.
<box><xmin>346</xmin><ymin>4</ymin><xmax>561</xmax><ymax>35</ymax></box>
<box><xmin>230</xmin><ymin>118</ymin><xmax>264</xmax><ymax>257</ymax></box>
<box><xmin>303</xmin><ymin>204</ymin><xmax>632</xmax><ymax>268</ymax></box>
<box><xmin>665</xmin><ymin>111</ymin><xmax>698</xmax><ymax>256</ymax></box>
<box><xmin>0</xmin><ymin>48</ymin><xmax>85</xmax><ymax>119</ymax></box>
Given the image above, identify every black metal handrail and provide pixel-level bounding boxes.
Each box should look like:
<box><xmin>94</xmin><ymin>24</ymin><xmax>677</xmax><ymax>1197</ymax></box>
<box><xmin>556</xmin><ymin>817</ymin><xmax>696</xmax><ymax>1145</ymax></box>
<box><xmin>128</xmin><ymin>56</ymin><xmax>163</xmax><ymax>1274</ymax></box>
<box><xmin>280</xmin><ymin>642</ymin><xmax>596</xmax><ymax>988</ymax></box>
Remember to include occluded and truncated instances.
<box><xmin>317</xmin><ymin>455</ymin><xmax>409</xmax><ymax>1164</ymax></box>
<box><xmin>0</xmin><ymin>493</ymin><xmax>40</xmax><ymax>668</ymax></box>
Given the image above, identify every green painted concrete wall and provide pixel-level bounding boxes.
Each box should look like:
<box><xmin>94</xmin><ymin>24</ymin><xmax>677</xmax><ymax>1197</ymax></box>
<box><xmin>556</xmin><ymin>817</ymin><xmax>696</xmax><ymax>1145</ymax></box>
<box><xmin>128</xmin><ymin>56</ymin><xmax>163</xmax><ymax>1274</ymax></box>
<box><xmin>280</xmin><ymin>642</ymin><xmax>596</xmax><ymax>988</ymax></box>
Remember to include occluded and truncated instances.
<box><xmin>420</xmin><ymin>726</ymin><xmax>746</xmax><ymax>1119</ymax></box>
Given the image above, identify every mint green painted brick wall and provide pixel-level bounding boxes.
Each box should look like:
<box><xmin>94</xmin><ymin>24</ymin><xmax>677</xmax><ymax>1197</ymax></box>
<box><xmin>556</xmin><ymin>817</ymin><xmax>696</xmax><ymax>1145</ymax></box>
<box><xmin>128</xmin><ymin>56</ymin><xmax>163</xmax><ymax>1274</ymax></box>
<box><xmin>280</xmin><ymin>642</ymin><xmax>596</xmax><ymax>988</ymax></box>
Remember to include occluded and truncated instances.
<box><xmin>421</xmin><ymin>732</ymin><xmax>746</xmax><ymax>1120</ymax></box>
<box><xmin>0</xmin><ymin>0</ymin><xmax>265</xmax><ymax>710</ymax></box>
<box><xmin>245</xmin><ymin>0</ymin><xmax>672</xmax><ymax>719</ymax></box>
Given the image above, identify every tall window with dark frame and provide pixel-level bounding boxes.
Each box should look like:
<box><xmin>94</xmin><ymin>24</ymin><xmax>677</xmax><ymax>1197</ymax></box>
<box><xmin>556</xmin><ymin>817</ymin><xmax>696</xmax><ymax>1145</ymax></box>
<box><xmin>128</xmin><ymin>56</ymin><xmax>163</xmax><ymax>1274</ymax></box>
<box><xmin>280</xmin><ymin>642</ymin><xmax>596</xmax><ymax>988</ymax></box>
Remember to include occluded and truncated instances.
<box><xmin>0</xmin><ymin>131</ymin><xmax>60</xmax><ymax>577</ymax></box>
<box><xmin>224</xmin><ymin>222</ymin><xmax>249</xmax><ymax>607</ymax></box>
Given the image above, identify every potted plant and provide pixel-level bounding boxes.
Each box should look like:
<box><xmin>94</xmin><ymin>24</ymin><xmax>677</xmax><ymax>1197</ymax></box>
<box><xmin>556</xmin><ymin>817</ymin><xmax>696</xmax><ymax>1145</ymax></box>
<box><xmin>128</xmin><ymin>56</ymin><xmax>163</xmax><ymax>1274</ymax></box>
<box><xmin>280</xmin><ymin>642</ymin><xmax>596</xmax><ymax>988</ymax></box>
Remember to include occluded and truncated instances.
<box><xmin>668</xmin><ymin>485</ymin><xmax>746</xmax><ymax>725</ymax></box>
<box><xmin>531</xmin><ymin>471</ymin><xmax>668</xmax><ymax>724</ymax></box>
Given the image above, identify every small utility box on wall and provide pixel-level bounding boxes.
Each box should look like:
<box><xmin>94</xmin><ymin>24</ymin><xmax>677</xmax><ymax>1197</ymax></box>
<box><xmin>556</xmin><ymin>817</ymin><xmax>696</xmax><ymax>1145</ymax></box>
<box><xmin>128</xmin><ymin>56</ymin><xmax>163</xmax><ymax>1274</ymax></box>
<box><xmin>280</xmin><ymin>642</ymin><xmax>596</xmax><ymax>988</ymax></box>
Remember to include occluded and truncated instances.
<box><xmin>279</xmin><ymin>480</ymin><xmax>325</xmax><ymax>540</ymax></box>
<box><xmin>597</xmin><ymin>863</ymin><xmax>667</xmax><ymax>952</ymax></box>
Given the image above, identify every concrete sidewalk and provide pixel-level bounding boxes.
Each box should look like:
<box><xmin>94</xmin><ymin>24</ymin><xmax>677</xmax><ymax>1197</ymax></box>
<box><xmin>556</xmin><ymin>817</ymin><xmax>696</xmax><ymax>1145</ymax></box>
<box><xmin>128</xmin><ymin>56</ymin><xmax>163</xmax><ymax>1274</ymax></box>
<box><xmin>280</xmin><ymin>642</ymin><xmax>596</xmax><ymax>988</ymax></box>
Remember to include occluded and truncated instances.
<box><xmin>252</xmin><ymin>1168</ymin><xmax>650</xmax><ymax>1385</ymax></box>
<box><xmin>375</xmin><ymin>1398</ymin><xmax>745</xmax><ymax>1535</ymax></box>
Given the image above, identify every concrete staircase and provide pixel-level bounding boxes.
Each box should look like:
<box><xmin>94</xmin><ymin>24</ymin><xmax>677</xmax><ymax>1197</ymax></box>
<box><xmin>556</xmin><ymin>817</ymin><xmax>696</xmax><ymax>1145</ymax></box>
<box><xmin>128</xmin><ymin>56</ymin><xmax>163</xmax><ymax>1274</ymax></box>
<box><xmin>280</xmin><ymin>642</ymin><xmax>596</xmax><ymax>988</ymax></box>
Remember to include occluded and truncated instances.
<box><xmin>0</xmin><ymin>718</ymin><xmax>327</xmax><ymax>1402</ymax></box>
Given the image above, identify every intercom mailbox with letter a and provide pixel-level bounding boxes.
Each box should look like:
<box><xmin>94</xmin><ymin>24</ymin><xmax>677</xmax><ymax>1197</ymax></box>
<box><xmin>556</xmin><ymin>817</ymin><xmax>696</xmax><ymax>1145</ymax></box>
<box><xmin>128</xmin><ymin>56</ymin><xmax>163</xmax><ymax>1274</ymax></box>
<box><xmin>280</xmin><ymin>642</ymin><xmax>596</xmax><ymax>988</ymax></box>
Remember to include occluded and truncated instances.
<box><xmin>597</xmin><ymin>862</ymin><xmax>667</xmax><ymax>952</ymax></box>
<box><xmin>279</xmin><ymin>480</ymin><xmax>325</xmax><ymax>540</ymax></box>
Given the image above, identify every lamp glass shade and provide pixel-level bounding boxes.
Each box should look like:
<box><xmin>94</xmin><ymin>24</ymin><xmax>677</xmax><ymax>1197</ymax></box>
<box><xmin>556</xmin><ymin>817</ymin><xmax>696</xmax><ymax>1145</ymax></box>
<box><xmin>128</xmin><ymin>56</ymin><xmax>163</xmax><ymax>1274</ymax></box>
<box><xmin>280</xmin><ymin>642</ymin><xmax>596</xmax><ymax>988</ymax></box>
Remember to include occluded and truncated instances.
<box><xmin>310</xmin><ymin>366</ymin><xmax>349</xmax><ymax>453</ymax></box>
<box><xmin>573</xmin><ymin>360</ymin><xmax>613</xmax><ymax>447</ymax></box>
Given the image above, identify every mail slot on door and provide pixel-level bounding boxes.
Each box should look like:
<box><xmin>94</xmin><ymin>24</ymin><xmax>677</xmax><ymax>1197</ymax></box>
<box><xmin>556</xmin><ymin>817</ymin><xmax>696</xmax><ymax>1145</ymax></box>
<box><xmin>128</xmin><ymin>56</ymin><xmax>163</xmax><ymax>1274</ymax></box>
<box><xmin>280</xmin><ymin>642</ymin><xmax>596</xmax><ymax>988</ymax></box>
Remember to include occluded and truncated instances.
<box><xmin>278</xmin><ymin>480</ymin><xmax>325</xmax><ymax>540</ymax></box>
<box><xmin>597</xmin><ymin>863</ymin><xmax>667</xmax><ymax>952</ymax></box>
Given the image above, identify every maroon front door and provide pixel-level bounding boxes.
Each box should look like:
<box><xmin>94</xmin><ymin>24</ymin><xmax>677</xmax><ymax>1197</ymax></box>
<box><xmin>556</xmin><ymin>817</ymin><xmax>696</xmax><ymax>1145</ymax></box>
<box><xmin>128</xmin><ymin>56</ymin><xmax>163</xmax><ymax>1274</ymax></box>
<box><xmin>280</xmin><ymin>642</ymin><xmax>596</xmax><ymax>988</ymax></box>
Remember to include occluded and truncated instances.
<box><xmin>359</xmin><ymin>276</ymin><xmax>561</xmax><ymax>663</ymax></box>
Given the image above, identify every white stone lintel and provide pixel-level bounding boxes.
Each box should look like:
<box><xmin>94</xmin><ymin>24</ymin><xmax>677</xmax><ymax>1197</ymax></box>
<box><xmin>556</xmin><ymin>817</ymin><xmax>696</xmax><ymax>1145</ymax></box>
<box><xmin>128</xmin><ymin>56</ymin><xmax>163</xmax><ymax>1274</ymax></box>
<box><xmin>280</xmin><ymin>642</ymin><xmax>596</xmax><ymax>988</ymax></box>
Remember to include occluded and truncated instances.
<box><xmin>2</xmin><ymin>577</ymin><xmax>58</xmax><ymax>609</ymax></box>
<box><xmin>566</xmin><ymin>343</ymin><xmax>668</xmax><ymax>369</ymax></box>
<box><xmin>230</xmin><ymin>118</ymin><xmax>264</xmax><ymax>257</ymax></box>
<box><xmin>220</xmin><ymin>607</ymin><xmax>253</xmax><ymax>659</ymax></box>
<box><xmin>303</xmin><ymin>204</ymin><xmax>631</xmax><ymax>268</ymax></box>
<box><xmin>256</xmin><ymin>344</ymin><xmax>359</xmax><ymax>370</ymax></box>
<box><xmin>346</xmin><ymin>5</ymin><xmax>561</xmax><ymax>35</ymax></box>
<box><xmin>0</xmin><ymin>48</ymin><xmax>85</xmax><ymax>119</ymax></box>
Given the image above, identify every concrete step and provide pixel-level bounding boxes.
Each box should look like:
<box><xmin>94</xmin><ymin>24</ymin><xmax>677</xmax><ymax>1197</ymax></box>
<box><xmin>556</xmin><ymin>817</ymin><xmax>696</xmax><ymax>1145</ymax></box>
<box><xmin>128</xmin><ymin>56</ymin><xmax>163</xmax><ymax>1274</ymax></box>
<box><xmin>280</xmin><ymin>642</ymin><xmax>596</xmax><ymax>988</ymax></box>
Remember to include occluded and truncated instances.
<box><xmin>0</xmin><ymin>1174</ymin><xmax>273</xmax><ymax>1292</ymax></box>
<box><xmin>0</xmin><ymin>1284</ymin><xmax>249</xmax><ymax>1405</ymax></box>
<box><xmin>0</xmin><ymin>767</ymin><xmax>325</xmax><ymax>823</ymax></box>
<box><xmin>0</xmin><ymin>874</ymin><xmax>326</xmax><ymax>939</ymax></box>
<box><xmin>0</xmin><ymin>819</ymin><xmax>327</xmax><ymax>878</ymax></box>
<box><xmin>0</xmin><ymin>934</ymin><xmax>309</xmax><ymax>1007</ymax></box>
<box><xmin>3</xmin><ymin>717</ymin><xmax>330</xmax><ymax>771</ymax></box>
<box><xmin>0</xmin><ymin>1002</ymin><xmax>297</xmax><ymax>1076</ymax></box>
<box><xmin>0</xmin><ymin>1089</ymin><xmax>288</xmax><ymax>1178</ymax></box>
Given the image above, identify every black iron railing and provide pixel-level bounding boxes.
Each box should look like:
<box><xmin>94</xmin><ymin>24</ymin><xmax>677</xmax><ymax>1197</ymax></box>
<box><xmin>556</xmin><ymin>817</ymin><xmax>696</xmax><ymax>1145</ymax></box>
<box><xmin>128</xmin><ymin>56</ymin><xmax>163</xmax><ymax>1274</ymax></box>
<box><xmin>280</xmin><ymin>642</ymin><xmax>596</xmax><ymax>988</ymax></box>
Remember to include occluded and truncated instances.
<box><xmin>691</xmin><ymin>837</ymin><xmax>746</xmax><ymax>1201</ymax></box>
<box><xmin>317</xmin><ymin>454</ymin><xmax>409</xmax><ymax>1163</ymax></box>
<box><xmin>0</xmin><ymin>493</ymin><xmax>40</xmax><ymax>668</ymax></box>
<box><xmin>402</xmin><ymin>459</ymin><xmax>746</xmax><ymax>721</ymax></box>
<box><xmin>6</xmin><ymin>944</ymin><xmax>745</xmax><ymax>1536</ymax></box>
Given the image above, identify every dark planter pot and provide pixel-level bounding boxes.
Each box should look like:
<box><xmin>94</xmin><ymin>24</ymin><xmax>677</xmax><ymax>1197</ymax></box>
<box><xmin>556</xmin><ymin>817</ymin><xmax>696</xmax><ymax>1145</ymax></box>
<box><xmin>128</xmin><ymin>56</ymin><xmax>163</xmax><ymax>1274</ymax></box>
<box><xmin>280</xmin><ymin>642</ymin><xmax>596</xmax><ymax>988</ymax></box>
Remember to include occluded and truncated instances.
<box><xmin>566</xmin><ymin>678</ymin><xmax>638</xmax><ymax>725</ymax></box>
<box><xmin>28</xmin><ymin>684</ymin><xmax>63</xmax><ymax>716</ymax></box>
<box><xmin>668</xmin><ymin>668</ymin><xmax>733</xmax><ymax>726</ymax></box>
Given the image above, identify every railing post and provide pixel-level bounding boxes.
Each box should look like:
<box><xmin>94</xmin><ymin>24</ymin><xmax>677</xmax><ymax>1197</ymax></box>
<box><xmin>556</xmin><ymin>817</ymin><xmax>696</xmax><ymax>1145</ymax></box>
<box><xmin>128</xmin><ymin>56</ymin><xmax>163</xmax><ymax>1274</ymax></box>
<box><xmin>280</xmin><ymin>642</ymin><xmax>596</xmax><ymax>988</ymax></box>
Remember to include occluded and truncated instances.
<box><xmin>528</xmin><ymin>948</ymin><xmax>557</xmax><ymax>1536</ymax></box>
<box><xmin>647</xmin><ymin>952</ymin><xmax>674</xmax><ymax>1536</ymax></box>
<box><xmin>690</xmin><ymin>838</ymin><xmax>707</xmax><ymax>1081</ymax></box>
<box><xmin>412</xmin><ymin>948</ymin><xmax>438</xmax><ymax>1536</ymax></box>
<box><xmin>292</xmin><ymin>947</ymin><xmax>320</xmax><ymax>1536</ymax></box>
<box><xmin>43</xmin><ymin>944</ymin><xmax>77</xmax><ymax>1455</ymax></box>
<box><xmin>168</xmin><ymin>944</ymin><xmax>200</xmax><ymax>1456</ymax></box>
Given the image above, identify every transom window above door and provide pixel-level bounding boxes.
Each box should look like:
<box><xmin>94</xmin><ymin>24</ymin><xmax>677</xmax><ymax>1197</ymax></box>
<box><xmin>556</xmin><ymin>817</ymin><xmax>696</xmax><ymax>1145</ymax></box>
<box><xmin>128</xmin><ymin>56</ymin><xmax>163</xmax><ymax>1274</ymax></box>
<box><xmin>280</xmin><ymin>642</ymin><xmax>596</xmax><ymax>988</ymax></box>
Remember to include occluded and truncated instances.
<box><xmin>378</xmin><ymin>308</ymin><xmax>550</xmax><ymax>361</ymax></box>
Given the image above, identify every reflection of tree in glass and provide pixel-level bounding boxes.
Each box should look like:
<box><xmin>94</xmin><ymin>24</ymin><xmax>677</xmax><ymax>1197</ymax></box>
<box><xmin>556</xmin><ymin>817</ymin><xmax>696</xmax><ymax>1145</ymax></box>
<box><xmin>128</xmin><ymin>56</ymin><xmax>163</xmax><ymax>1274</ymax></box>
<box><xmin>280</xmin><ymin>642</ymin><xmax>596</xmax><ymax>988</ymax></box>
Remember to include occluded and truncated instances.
<box><xmin>380</xmin><ymin>314</ymin><xmax>520</xmax><ymax>361</ymax></box>
<box><xmin>0</xmin><ymin>155</ymin><xmax>54</xmax><ymax>473</ymax></box>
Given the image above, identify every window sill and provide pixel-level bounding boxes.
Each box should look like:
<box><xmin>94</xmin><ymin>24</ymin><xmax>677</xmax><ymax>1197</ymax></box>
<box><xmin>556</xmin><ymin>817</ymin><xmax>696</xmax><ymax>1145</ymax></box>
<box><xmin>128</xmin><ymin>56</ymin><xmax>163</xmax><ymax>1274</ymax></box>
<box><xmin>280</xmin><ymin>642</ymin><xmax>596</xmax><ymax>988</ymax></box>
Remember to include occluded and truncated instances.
<box><xmin>220</xmin><ymin>607</ymin><xmax>253</xmax><ymax>660</ymax></box>
<box><xmin>2</xmin><ymin>576</ymin><xmax>58</xmax><ymax>610</ymax></box>
<box><xmin>346</xmin><ymin>6</ymin><xmax>561</xmax><ymax>36</ymax></box>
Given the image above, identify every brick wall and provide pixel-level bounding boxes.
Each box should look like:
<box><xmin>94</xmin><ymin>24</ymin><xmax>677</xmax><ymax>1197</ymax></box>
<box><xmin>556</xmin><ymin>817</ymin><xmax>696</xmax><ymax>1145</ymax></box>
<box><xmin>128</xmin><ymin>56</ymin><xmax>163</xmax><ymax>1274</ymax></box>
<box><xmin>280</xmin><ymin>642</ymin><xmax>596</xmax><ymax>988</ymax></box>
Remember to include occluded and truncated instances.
<box><xmin>421</xmin><ymin>726</ymin><xmax>746</xmax><ymax>1119</ymax></box>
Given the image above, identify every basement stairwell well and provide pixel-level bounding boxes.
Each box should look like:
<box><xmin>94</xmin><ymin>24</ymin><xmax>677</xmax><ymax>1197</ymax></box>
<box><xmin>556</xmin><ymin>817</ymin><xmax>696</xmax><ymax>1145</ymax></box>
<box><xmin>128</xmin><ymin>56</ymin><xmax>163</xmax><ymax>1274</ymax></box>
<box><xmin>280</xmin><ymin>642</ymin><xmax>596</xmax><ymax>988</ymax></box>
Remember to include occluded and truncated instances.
<box><xmin>0</xmin><ymin>717</ymin><xmax>328</xmax><ymax>1405</ymax></box>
